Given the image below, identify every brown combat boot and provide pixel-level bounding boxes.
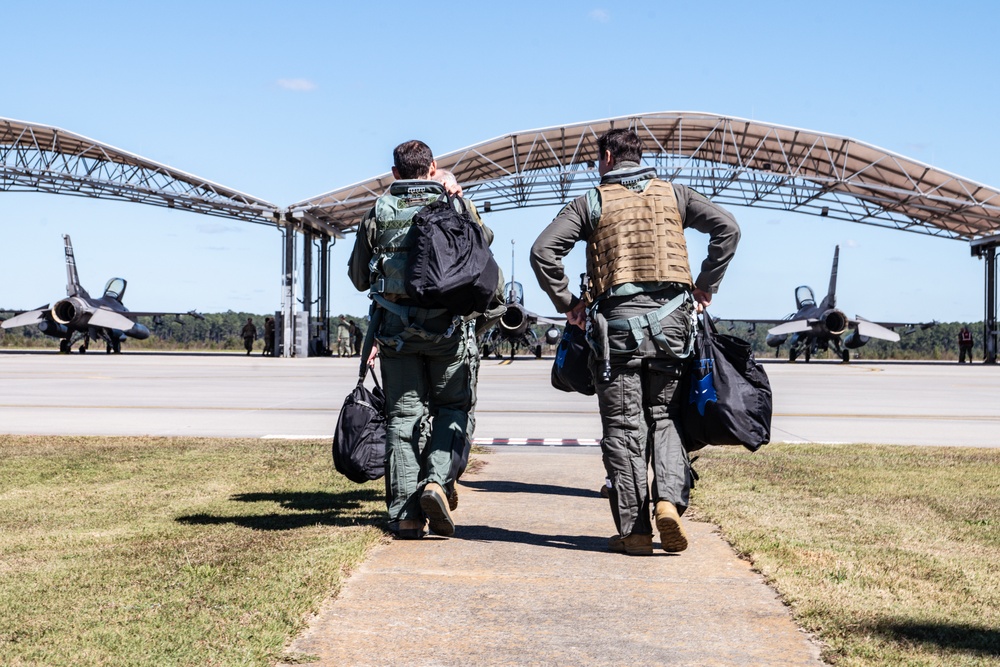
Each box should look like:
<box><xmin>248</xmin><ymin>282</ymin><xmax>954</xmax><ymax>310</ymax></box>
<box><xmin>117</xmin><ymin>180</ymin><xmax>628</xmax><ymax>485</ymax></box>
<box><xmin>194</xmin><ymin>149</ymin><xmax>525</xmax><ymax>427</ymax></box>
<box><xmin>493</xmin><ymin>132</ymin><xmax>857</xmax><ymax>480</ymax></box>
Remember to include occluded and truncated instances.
<box><xmin>395</xmin><ymin>519</ymin><xmax>425</xmax><ymax>540</ymax></box>
<box><xmin>420</xmin><ymin>482</ymin><xmax>455</xmax><ymax>536</ymax></box>
<box><xmin>608</xmin><ymin>533</ymin><xmax>654</xmax><ymax>556</ymax></box>
<box><xmin>655</xmin><ymin>501</ymin><xmax>689</xmax><ymax>552</ymax></box>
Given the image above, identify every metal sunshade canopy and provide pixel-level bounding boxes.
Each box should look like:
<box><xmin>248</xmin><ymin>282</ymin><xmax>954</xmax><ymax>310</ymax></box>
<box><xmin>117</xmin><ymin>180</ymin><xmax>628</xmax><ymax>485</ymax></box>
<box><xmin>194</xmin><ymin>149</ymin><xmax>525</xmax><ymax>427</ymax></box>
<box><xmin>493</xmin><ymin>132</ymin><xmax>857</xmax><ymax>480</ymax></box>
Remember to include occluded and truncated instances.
<box><xmin>0</xmin><ymin>116</ymin><xmax>297</xmax><ymax>230</ymax></box>
<box><xmin>288</xmin><ymin>111</ymin><xmax>1000</xmax><ymax>241</ymax></box>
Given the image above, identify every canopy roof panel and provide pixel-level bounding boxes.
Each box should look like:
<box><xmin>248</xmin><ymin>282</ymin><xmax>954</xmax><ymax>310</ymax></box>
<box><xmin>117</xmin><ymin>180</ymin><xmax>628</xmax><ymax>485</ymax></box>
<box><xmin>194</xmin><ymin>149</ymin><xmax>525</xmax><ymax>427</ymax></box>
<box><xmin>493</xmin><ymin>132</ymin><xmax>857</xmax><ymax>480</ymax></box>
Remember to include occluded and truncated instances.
<box><xmin>0</xmin><ymin>117</ymin><xmax>290</xmax><ymax>228</ymax></box>
<box><xmin>289</xmin><ymin>112</ymin><xmax>1000</xmax><ymax>241</ymax></box>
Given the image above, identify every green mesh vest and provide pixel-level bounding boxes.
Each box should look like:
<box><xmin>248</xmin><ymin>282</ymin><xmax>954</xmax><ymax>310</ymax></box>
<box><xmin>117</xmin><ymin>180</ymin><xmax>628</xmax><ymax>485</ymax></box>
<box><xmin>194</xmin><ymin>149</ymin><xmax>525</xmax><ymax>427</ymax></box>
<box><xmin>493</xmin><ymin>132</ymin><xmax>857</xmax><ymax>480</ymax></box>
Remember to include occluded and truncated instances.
<box><xmin>369</xmin><ymin>180</ymin><xmax>445</xmax><ymax>298</ymax></box>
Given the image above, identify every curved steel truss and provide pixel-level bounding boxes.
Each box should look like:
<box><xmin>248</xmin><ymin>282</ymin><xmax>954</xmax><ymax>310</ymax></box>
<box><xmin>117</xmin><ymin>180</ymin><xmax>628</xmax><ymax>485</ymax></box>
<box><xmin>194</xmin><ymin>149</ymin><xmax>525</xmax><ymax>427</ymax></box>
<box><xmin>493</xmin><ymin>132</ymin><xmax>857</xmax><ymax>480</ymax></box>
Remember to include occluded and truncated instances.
<box><xmin>0</xmin><ymin>117</ymin><xmax>282</xmax><ymax>227</ymax></box>
<box><xmin>290</xmin><ymin>112</ymin><xmax>1000</xmax><ymax>241</ymax></box>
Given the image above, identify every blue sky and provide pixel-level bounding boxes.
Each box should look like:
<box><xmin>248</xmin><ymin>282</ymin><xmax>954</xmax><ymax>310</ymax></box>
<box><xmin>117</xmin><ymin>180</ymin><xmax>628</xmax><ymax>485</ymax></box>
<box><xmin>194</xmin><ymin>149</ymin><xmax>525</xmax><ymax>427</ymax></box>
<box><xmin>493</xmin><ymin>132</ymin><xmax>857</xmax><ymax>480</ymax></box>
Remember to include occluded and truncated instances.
<box><xmin>3</xmin><ymin>1</ymin><xmax>997</xmax><ymax>323</ymax></box>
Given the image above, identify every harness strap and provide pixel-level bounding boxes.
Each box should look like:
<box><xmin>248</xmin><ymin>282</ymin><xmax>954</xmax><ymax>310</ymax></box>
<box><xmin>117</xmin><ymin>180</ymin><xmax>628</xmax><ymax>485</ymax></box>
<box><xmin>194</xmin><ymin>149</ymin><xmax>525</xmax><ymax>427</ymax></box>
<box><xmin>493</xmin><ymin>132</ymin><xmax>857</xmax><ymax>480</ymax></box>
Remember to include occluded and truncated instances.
<box><xmin>604</xmin><ymin>292</ymin><xmax>695</xmax><ymax>360</ymax></box>
<box><xmin>371</xmin><ymin>294</ymin><xmax>461</xmax><ymax>351</ymax></box>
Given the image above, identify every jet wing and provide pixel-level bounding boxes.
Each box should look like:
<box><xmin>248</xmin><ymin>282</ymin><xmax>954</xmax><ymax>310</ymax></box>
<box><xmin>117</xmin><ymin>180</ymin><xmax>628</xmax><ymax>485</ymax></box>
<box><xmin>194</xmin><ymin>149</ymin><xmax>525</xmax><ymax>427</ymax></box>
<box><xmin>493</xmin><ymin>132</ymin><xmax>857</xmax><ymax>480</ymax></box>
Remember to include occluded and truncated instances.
<box><xmin>854</xmin><ymin>319</ymin><xmax>900</xmax><ymax>342</ymax></box>
<box><xmin>1</xmin><ymin>309</ymin><xmax>48</xmax><ymax>329</ymax></box>
<box><xmin>767</xmin><ymin>319</ymin><xmax>816</xmax><ymax>335</ymax></box>
<box><xmin>852</xmin><ymin>315</ymin><xmax>940</xmax><ymax>342</ymax></box>
<box><xmin>88</xmin><ymin>308</ymin><xmax>140</xmax><ymax>331</ymax></box>
<box><xmin>125</xmin><ymin>310</ymin><xmax>205</xmax><ymax>320</ymax></box>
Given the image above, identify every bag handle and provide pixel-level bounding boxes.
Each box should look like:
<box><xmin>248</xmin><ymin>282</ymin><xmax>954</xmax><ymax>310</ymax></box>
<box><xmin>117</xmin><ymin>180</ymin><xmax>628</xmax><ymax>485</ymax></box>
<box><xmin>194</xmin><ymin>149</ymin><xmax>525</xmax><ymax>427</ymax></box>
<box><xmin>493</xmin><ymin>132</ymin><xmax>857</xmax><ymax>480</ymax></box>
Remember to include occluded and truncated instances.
<box><xmin>358</xmin><ymin>305</ymin><xmax>383</xmax><ymax>382</ymax></box>
<box><xmin>700</xmin><ymin>310</ymin><xmax>718</xmax><ymax>336</ymax></box>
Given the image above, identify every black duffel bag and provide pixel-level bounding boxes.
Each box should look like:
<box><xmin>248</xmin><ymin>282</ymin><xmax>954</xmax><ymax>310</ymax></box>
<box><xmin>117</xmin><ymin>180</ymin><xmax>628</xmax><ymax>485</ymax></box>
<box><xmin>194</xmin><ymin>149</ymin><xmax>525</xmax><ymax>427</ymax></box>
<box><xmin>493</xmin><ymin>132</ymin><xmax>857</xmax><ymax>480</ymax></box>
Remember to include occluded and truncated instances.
<box><xmin>551</xmin><ymin>324</ymin><xmax>595</xmax><ymax>396</ymax></box>
<box><xmin>682</xmin><ymin>312</ymin><xmax>772</xmax><ymax>452</ymax></box>
<box><xmin>332</xmin><ymin>371</ymin><xmax>386</xmax><ymax>483</ymax></box>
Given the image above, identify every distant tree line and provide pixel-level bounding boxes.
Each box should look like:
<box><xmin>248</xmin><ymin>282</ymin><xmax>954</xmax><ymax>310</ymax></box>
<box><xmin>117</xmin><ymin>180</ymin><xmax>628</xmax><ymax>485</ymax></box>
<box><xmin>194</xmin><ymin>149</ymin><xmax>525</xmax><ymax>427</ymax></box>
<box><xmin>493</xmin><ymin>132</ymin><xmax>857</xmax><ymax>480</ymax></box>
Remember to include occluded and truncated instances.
<box><xmin>721</xmin><ymin>321</ymin><xmax>985</xmax><ymax>362</ymax></box>
<box><xmin>0</xmin><ymin>310</ymin><xmax>368</xmax><ymax>353</ymax></box>
<box><xmin>0</xmin><ymin>308</ymin><xmax>986</xmax><ymax>360</ymax></box>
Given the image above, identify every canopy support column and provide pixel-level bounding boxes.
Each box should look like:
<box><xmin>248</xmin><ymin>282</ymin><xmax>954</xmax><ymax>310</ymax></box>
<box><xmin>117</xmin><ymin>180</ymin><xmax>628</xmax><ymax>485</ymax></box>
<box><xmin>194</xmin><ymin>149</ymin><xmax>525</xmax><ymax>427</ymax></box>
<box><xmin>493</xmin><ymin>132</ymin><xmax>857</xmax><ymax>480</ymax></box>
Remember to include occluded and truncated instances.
<box><xmin>281</xmin><ymin>223</ymin><xmax>296</xmax><ymax>358</ymax></box>
<box><xmin>319</xmin><ymin>237</ymin><xmax>330</xmax><ymax>355</ymax></box>
<box><xmin>971</xmin><ymin>235</ymin><xmax>1000</xmax><ymax>364</ymax></box>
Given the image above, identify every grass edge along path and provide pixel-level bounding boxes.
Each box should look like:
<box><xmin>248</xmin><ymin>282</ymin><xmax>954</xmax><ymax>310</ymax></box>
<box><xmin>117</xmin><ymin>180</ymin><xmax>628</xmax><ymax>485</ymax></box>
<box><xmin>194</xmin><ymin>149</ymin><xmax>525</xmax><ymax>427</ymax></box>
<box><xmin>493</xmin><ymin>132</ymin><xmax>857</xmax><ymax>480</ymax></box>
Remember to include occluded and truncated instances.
<box><xmin>690</xmin><ymin>442</ymin><xmax>1000</xmax><ymax>667</ymax></box>
<box><xmin>0</xmin><ymin>436</ymin><xmax>386</xmax><ymax>667</ymax></box>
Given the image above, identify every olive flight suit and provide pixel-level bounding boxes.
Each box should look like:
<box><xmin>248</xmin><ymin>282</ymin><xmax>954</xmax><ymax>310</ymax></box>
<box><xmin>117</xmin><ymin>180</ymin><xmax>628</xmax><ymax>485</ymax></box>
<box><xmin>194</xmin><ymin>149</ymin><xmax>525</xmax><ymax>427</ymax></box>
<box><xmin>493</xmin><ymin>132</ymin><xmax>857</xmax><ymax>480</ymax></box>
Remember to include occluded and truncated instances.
<box><xmin>348</xmin><ymin>180</ymin><xmax>496</xmax><ymax>527</ymax></box>
<box><xmin>530</xmin><ymin>163</ymin><xmax>740</xmax><ymax>539</ymax></box>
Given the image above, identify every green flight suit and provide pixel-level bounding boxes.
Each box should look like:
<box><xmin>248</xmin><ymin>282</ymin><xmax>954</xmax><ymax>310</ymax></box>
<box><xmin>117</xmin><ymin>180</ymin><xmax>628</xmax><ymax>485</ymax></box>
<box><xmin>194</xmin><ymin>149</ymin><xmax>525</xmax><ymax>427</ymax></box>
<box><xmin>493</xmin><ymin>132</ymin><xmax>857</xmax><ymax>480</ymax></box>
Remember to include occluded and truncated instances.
<box><xmin>348</xmin><ymin>180</ymin><xmax>492</xmax><ymax>525</ymax></box>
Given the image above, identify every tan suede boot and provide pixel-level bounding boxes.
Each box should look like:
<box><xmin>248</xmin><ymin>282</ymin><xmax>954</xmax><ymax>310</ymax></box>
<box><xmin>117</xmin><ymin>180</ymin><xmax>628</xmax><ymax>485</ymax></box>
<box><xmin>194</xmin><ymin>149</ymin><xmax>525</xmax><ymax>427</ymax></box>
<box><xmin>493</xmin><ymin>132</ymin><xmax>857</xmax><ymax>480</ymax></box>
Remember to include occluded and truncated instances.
<box><xmin>654</xmin><ymin>501</ymin><xmax>689</xmax><ymax>552</ymax></box>
<box><xmin>396</xmin><ymin>519</ymin><xmax>425</xmax><ymax>540</ymax></box>
<box><xmin>608</xmin><ymin>533</ymin><xmax>654</xmax><ymax>555</ymax></box>
<box><xmin>420</xmin><ymin>482</ymin><xmax>455</xmax><ymax>536</ymax></box>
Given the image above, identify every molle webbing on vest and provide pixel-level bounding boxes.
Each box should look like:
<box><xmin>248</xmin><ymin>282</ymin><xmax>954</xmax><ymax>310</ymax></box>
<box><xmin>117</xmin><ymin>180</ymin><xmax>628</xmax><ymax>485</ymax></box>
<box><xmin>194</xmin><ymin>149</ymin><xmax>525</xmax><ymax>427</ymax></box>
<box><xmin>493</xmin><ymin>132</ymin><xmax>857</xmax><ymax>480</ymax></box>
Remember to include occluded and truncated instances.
<box><xmin>371</xmin><ymin>190</ymin><xmax>442</xmax><ymax>298</ymax></box>
<box><xmin>587</xmin><ymin>180</ymin><xmax>692</xmax><ymax>298</ymax></box>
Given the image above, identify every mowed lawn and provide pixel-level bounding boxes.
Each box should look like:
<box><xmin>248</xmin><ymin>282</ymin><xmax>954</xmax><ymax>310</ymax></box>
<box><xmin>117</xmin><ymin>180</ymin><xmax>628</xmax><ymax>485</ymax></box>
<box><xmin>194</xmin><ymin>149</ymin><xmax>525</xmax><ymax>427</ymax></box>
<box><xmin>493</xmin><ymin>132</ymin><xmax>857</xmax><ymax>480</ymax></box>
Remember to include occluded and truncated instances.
<box><xmin>0</xmin><ymin>436</ymin><xmax>385</xmax><ymax>666</ymax></box>
<box><xmin>1</xmin><ymin>437</ymin><xmax>998</xmax><ymax>666</ymax></box>
<box><xmin>691</xmin><ymin>443</ymin><xmax>1000</xmax><ymax>667</ymax></box>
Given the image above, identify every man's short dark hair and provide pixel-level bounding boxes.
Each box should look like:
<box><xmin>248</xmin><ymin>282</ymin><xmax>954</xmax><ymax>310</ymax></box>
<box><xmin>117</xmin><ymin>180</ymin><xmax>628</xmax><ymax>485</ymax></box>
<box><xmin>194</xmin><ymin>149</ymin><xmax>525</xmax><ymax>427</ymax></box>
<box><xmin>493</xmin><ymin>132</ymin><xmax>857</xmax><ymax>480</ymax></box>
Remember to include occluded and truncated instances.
<box><xmin>598</xmin><ymin>129</ymin><xmax>644</xmax><ymax>164</ymax></box>
<box><xmin>393</xmin><ymin>140</ymin><xmax>434</xmax><ymax>179</ymax></box>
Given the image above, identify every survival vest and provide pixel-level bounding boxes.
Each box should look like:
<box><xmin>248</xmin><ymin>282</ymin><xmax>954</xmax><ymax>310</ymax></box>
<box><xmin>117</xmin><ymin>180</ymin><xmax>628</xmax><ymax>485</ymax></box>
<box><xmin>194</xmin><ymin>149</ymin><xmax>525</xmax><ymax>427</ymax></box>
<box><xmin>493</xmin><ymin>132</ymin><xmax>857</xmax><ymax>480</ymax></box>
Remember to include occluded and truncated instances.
<box><xmin>369</xmin><ymin>180</ymin><xmax>445</xmax><ymax>299</ymax></box>
<box><xmin>587</xmin><ymin>178</ymin><xmax>692</xmax><ymax>299</ymax></box>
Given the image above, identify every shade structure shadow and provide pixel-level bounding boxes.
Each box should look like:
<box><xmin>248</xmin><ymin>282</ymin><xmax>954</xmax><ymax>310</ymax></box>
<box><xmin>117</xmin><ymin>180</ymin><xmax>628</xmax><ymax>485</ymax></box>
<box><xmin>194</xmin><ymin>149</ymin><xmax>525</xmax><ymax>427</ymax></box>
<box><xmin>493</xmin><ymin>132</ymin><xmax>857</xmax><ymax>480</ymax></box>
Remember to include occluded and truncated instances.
<box><xmin>866</xmin><ymin>620</ymin><xmax>1000</xmax><ymax>658</ymax></box>
<box><xmin>176</xmin><ymin>488</ymin><xmax>383</xmax><ymax>531</ymax></box>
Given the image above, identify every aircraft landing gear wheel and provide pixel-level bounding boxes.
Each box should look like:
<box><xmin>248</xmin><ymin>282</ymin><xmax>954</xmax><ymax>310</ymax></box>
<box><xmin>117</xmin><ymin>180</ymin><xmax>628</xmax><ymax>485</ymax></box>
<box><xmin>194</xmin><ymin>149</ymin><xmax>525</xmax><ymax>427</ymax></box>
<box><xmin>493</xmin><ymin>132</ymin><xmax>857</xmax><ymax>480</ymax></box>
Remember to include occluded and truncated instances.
<box><xmin>842</xmin><ymin>350</ymin><xmax>850</xmax><ymax>363</ymax></box>
<box><xmin>78</xmin><ymin>345</ymin><xmax>88</xmax><ymax>354</ymax></box>
<box><xmin>59</xmin><ymin>340</ymin><xmax>71</xmax><ymax>354</ymax></box>
<box><xmin>534</xmin><ymin>345</ymin><xmax>542</xmax><ymax>359</ymax></box>
<box><xmin>106</xmin><ymin>343</ymin><xmax>113</xmax><ymax>354</ymax></box>
<box><xmin>804</xmin><ymin>348</ymin><xmax>811</xmax><ymax>363</ymax></box>
<box><xmin>789</xmin><ymin>349</ymin><xmax>797</xmax><ymax>362</ymax></box>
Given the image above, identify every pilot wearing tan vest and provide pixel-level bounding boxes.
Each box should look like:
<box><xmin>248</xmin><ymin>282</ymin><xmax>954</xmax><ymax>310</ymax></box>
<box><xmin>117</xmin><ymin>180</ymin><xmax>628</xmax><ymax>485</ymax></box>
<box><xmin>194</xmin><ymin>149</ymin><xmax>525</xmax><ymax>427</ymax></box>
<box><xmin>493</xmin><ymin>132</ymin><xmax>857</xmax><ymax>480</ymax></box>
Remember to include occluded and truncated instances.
<box><xmin>531</xmin><ymin>128</ymin><xmax>740</xmax><ymax>555</ymax></box>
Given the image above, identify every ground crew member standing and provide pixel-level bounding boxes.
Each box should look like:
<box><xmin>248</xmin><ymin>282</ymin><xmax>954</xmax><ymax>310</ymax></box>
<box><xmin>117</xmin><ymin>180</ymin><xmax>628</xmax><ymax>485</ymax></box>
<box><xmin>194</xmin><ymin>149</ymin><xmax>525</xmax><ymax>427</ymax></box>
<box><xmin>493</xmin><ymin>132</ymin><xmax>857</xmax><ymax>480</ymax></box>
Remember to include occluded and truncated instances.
<box><xmin>348</xmin><ymin>140</ymin><xmax>494</xmax><ymax>539</ymax></box>
<box><xmin>531</xmin><ymin>129</ymin><xmax>740</xmax><ymax>555</ymax></box>
<box><xmin>241</xmin><ymin>317</ymin><xmax>257</xmax><ymax>355</ymax></box>
<box><xmin>336</xmin><ymin>317</ymin><xmax>352</xmax><ymax>357</ymax></box>
<box><xmin>958</xmin><ymin>325</ymin><xmax>974</xmax><ymax>363</ymax></box>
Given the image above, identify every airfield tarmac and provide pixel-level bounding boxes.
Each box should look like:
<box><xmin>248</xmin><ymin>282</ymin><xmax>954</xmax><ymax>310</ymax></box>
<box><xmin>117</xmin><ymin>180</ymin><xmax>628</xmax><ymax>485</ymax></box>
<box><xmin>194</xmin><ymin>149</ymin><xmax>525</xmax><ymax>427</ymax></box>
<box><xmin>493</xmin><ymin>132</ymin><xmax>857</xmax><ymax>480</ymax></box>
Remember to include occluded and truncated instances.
<box><xmin>0</xmin><ymin>350</ymin><xmax>997</xmax><ymax>447</ymax></box>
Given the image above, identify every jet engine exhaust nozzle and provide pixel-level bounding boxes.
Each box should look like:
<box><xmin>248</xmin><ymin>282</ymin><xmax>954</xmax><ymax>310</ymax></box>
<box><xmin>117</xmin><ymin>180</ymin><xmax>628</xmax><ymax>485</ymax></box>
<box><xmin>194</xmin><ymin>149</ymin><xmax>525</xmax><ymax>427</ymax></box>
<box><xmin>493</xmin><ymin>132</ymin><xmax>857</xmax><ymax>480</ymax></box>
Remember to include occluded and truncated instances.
<box><xmin>500</xmin><ymin>305</ymin><xmax>529</xmax><ymax>336</ymax></box>
<box><xmin>52</xmin><ymin>298</ymin><xmax>84</xmax><ymax>325</ymax></box>
<box><xmin>822</xmin><ymin>309</ymin><xmax>848</xmax><ymax>336</ymax></box>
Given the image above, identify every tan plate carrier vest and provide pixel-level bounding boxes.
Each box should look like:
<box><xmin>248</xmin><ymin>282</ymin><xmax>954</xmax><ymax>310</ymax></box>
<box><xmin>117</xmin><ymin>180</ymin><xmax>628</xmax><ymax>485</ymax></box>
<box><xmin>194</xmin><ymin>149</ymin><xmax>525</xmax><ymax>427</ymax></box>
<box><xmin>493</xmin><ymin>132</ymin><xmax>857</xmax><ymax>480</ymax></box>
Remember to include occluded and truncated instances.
<box><xmin>587</xmin><ymin>179</ymin><xmax>693</xmax><ymax>299</ymax></box>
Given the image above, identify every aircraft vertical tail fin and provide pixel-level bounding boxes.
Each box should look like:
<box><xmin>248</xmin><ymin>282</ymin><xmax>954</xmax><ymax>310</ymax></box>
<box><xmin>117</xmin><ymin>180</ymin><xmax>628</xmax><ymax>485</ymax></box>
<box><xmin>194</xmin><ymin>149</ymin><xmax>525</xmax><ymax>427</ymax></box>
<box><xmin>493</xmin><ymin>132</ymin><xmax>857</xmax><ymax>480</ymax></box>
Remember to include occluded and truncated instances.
<box><xmin>824</xmin><ymin>245</ymin><xmax>839</xmax><ymax>308</ymax></box>
<box><xmin>63</xmin><ymin>234</ymin><xmax>83</xmax><ymax>297</ymax></box>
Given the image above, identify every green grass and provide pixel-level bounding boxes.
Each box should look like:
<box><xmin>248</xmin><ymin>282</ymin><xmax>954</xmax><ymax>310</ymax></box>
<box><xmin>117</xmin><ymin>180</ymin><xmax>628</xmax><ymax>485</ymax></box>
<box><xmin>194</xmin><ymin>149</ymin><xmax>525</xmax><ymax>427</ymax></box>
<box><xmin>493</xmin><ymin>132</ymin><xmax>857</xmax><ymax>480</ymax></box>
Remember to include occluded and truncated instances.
<box><xmin>0</xmin><ymin>436</ymin><xmax>386</xmax><ymax>666</ymax></box>
<box><xmin>691</xmin><ymin>443</ymin><xmax>1000</xmax><ymax>666</ymax></box>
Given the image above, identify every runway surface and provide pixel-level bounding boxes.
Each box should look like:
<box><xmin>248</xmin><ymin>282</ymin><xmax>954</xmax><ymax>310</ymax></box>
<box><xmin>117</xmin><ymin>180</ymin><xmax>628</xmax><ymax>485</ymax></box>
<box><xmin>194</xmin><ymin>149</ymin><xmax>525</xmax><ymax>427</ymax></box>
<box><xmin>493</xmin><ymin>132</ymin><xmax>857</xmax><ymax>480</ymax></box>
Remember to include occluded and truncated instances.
<box><xmin>0</xmin><ymin>350</ymin><xmax>997</xmax><ymax>447</ymax></box>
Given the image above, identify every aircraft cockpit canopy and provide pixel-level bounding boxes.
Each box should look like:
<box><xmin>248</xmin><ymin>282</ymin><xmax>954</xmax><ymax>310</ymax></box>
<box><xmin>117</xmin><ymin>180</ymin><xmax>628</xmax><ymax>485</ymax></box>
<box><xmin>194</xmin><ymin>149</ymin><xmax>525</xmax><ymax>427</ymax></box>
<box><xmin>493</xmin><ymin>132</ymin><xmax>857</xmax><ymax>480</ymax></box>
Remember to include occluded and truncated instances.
<box><xmin>505</xmin><ymin>281</ymin><xmax>524</xmax><ymax>305</ymax></box>
<box><xmin>103</xmin><ymin>277</ymin><xmax>127</xmax><ymax>302</ymax></box>
<box><xmin>795</xmin><ymin>285</ymin><xmax>815</xmax><ymax>310</ymax></box>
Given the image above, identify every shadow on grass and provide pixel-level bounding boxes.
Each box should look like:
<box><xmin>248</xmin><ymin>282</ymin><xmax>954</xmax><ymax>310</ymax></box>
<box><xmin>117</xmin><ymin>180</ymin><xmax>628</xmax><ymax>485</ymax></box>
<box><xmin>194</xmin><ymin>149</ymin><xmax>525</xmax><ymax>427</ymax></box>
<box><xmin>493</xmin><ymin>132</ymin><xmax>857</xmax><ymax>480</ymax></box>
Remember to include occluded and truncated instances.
<box><xmin>460</xmin><ymin>479</ymin><xmax>599</xmax><ymax>499</ymax></box>
<box><xmin>176</xmin><ymin>488</ymin><xmax>384</xmax><ymax>531</ymax></box>
<box><xmin>867</xmin><ymin>619</ymin><xmax>999</xmax><ymax>657</ymax></box>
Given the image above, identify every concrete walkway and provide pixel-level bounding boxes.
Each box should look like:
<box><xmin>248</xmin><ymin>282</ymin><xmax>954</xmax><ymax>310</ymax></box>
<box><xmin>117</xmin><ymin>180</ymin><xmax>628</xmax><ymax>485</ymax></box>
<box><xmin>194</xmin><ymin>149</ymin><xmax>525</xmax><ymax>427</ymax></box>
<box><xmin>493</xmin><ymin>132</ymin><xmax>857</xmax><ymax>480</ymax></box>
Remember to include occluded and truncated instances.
<box><xmin>280</xmin><ymin>447</ymin><xmax>825</xmax><ymax>666</ymax></box>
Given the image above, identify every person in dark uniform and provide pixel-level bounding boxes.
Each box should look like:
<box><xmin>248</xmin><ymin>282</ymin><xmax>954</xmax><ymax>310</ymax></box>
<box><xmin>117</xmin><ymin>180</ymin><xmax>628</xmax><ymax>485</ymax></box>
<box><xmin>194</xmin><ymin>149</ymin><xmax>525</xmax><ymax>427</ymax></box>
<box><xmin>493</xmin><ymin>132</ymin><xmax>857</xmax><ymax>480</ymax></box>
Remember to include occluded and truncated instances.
<box><xmin>241</xmin><ymin>317</ymin><xmax>257</xmax><ymax>355</ymax></box>
<box><xmin>531</xmin><ymin>129</ymin><xmax>740</xmax><ymax>555</ymax></box>
<box><xmin>351</xmin><ymin>320</ymin><xmax>364</xmax><ymax>356</ymax></box>
<box><xmin>959</xmin><ymin>325</ymin><xmax>974</xmax><ymax>363</ymax></box>
<box><xmin>263</xmin><ymin>317</ymin><xmax>275</xmax><ymax>356</ymax></box>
